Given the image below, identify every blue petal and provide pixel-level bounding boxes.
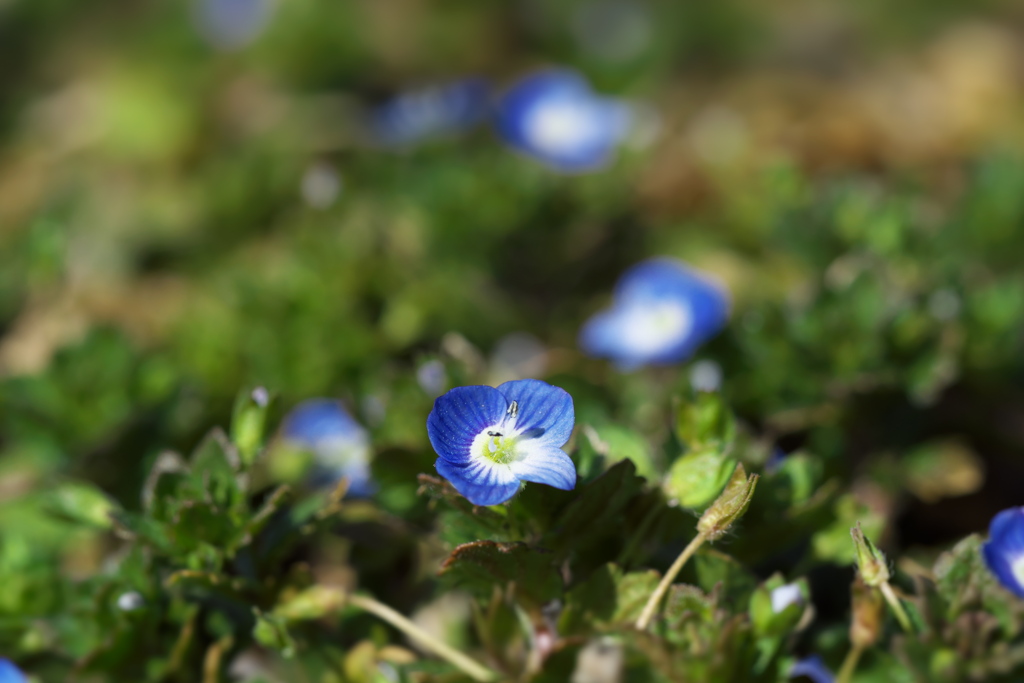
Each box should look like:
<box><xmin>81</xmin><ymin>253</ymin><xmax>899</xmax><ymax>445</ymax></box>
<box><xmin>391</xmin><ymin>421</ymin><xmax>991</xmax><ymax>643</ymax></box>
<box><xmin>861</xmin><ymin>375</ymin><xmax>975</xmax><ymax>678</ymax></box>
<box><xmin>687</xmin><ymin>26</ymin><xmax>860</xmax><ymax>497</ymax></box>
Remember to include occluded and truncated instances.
<box><xmin>427</xmin><ymin>385</ymin><xmax>507</xmax><ymax>465</ymax></box>
<box><xmin>496</xmin><ymin>379</ymin><xmax>575</xmax><ymax>447</ymax></box>
<box><xmin>509</xmin><ymin>443</ymin><xmax>576</xmax><ymax>490</ymax></box>
<box><xmin>0</xmin><ymin>659</ymin><xmax>27</xmax><ymax>683</ymax></box>
<box><xmin>435</xmin><ymin>458</ymin><xmax>520</xmax><ymax>506</ymax></box>
<box><xmin>495</xmin><ymin>69</ymin><xmax>630</xmax><ymax>172</ymax></box>
<box><xmin>789</xmin><ymin>655</ymin><xmax>834</xmax><ymax>683</ymax></box>
<box><xmin>372</xmin><ymin>78</ymin><xmax>491</xmax><ymax>147</ymax></box>
<box><xmin>195</xmin><ymin>0</ymin><xmax>274</xmax><ymax>50</ymax></box>
<box><xmin>282</xmin><ymin>399</ymin><xmax>366</xmax><ymax>447</ymax></box>
<box><xmin>983</xmin><ymin>507</ymin><xmax>1024</xmax><ymax>597</ymax></box>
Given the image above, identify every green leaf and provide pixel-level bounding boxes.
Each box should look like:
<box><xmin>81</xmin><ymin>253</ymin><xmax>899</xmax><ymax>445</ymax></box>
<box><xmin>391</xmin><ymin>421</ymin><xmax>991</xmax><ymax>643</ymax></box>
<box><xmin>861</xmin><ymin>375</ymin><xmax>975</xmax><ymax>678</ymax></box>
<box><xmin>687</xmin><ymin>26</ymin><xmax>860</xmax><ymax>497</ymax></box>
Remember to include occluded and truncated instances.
<box><xmin>44</xmin><ymin>482</ymin><xmax>119</xmax><ymax>529</ymax></box>
<box><xmin>253</xmin><ymin>610</ymin><xmax>296</xmax><ymax>658</ymax></box>
<box><xmin>561</xmin><ymin>565</ymin><xmax>661</xmax><ymax>632</ymax></box>
<box><xmin>676</xmin><ymin>392</ymin><xmax>736</xmax><ymax>454</ymax></box>
<box><xmin>664</xmin><ymin>450</ymin><xmax>736</xmax><ymax>509</ymax></box>
<box><xmin>231</xmin><ymin>387</ymin><xmax>272</xmax><ymax>467</ymax></box>
<box><xmin>438</xmin><ymin>541</ymin><xmax>561</xmax><ymax>609</ymax></box>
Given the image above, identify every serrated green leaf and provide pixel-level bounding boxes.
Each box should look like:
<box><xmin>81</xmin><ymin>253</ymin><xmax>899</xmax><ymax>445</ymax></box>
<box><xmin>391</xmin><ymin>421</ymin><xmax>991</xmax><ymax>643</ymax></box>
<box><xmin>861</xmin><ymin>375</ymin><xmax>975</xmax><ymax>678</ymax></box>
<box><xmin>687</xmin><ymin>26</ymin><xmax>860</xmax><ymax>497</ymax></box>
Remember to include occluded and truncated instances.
<box><xmin>438</xmin><ymin>541</ymin><xmax>561</xmax><ymax>609</ymax></box>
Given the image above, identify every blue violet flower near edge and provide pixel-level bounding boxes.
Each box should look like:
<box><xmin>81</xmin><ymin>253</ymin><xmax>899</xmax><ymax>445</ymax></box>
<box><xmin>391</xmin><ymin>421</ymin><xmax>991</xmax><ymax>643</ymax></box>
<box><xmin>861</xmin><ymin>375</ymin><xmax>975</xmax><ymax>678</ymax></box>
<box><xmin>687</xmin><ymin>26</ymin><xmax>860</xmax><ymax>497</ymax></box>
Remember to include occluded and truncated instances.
<box><xmin>426</xmin><ymin>379</ymin><xmax>576</xmax><ymax>506</ymax></box>
<box><xmin>0</xmin><ymin>658</ymin><xmax>27</xmax><ymax>683</ymax></box>
<box><xmin>982</xmin><ymin>506</ymin><xmax>1024</xmax><ymax>597</ymax></box>
<box><xmin>579</xmin><ymin>257</ymin><xmax>730</xmax><ymax>370</ymax></box>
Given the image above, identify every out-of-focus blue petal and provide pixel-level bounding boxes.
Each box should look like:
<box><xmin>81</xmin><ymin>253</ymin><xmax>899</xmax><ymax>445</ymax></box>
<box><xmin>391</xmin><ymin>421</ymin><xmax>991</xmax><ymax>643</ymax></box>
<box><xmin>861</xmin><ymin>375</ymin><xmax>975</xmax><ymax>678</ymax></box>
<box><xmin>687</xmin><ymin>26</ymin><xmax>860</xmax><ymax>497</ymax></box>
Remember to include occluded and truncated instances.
<box><xmin>496</xmin><ymin>379</ymin><xmax>575</xmax><ymax>447</ymax></box>
<box><xmin>282</xmin><ymin>399</ymin><xmax>365</xmax><ymax>445</ymax></box>
<box><xmin>983</xmin><ymin>507</ymin><xmax>1024</xmax><ymax>597</ymax></box>
<box><xmin>579</xmin><ymin>258</ymin><xmax>729</xmax><ymax>368</ymax></box>
<box><xmin>789</xmin><ymin>655</ymin><xmax>834</xmax><ymax>683</ymax></box>
<box><xmin>495</xmin><ymin>69</ymin><xmax>631</xmax><ymax>172</ymax></box>
<box><xmin>0</xmin><ymin>659</ymin><xmax>27</xmax><ymax>683</ymax></box>
<box><xmin>435</xmin><ymin>457</ymin><xmax>520</xmax><ymax>506</ymax></box>
<box><xmin>509</xmin><ymin>442</ymin><xmax>576</xmax><ymax>490</ymax></box>
<box><xmin>281</xmin><ymin>399</ymin><xmax>374</xmax><ymax>496</ymax></box>
<box><xmin>372</xmin><ymin>78</ymin><xmax>491</xmax><ymax>147</ymax></box>
<box><xmin>427</xmin><ymin>385</ymin><xmax>507</xmax><ymax>465</ymax></box>
<box><xmin>194</xmin><ymin>0</ymin><xmax>274</xmax><ymax>50</ymax></box>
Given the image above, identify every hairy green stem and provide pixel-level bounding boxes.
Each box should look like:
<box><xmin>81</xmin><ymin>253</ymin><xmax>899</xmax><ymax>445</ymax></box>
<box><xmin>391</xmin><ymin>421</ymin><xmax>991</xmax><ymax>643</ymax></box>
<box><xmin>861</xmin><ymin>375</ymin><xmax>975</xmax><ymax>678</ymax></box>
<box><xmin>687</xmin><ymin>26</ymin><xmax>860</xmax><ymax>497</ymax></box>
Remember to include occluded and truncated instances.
<box><xmin>879</xmin><ymin>581</ymin><xmax>913</xmax><ymax>634</ymax></box>
<box><xmin>349</xmin><ymin>594</ymin><xmax>497</xmax><ymax>682</ymax></box>
<box><xmin>635</xmin><ymin>532</ymin><xmax>707</xmax><ymax>630</ymax></box>
<box><xmin>836</xmin><ymin>643</ymin><xmax>864</xmax><ymax>683</ymax></box>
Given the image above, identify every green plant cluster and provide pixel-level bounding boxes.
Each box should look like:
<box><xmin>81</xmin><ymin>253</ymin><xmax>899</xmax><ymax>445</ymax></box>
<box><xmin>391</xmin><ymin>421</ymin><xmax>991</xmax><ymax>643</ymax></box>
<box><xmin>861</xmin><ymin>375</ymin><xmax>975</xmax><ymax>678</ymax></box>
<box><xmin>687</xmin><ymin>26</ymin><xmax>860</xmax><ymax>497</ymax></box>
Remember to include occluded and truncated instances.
<box><xmin>3</xmin><ymin>0</ymin><xmax>1024</xmax><ymax>681</ymax></box>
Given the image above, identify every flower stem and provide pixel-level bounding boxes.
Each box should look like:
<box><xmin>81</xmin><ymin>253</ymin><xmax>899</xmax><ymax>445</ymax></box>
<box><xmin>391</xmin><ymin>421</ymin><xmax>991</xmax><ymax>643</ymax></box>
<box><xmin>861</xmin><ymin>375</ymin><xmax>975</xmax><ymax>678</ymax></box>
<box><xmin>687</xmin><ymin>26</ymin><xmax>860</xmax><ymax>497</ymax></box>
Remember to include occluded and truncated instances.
<box><xmin>635</xmin><ymin>531</ymin><xmax>707</xmax><ymax>630</ymax></box>
<box><xmin>349</xmin><ymin>594</ymin><xmax>497</xmax><ymax>682</ymax></box>
<box><xmin>879</xmin><ymin>581</ymin><xmax>913</xmax><ymax>634</ymax></box>
<box><xmin>836</xmin><ymin>643</ymin><xmax>864</xmax><ymax>683</ymax></box>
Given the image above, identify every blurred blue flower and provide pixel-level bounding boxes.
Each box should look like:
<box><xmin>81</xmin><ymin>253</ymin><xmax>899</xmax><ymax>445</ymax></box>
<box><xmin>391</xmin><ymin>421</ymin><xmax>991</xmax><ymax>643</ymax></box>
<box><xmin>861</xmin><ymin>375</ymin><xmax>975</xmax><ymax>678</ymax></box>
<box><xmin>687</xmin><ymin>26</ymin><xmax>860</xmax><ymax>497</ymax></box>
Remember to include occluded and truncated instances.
<box><xmin>771</xmin><ymin>583</ymin><xmax>803</xmax><ymax>613</ymax></box>
<box><xmin>789</xmin><ymin>655</ymin><xmax>834</xmax><ymax>683</ymax></box>
<box><xmin>579</xmin><ymin>258</ymin><xmax>729</xmax><ymax>369</ymax></box>
<box><xmin>494</xmin><ymin>69</ymin><xmax>632</xmax><ymax>172</ymax></box>
<box><xmin>281</xmin><ymin>399</ymin><xmax>375</xmax><ymax>496</ymax></box>
<box><xmin>194</xmin><ymin>0</ymin><xmax>275</xmax><ymax>50</ymax></box>
<box><xmin>0</xmin><ymin>659</ymin><xmax>27</xmax><ymax>683</ymax></box>
<box><xmin>371</xmin><ymin>79</ymin><xmax>491</xmax><ymax>147</ymax></box>
<box><xmin>982</xmin><ymin>506</ymin><xmax>1024</xmax><ymax>597</ymax></box>
<box><xmin>427</xmin><ymin>379</ymin><xmax>575</xmax><ymax>506</ymax></box>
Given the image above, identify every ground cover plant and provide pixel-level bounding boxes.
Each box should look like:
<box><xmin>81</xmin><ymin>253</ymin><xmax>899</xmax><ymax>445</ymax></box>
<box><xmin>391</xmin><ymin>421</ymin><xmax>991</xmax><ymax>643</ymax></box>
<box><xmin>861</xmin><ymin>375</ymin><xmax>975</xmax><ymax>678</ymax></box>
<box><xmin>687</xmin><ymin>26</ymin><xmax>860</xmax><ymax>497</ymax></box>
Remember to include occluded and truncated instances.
<box><xmin>2</xmin><ymin>1</ymin><xmax>1024</xmax><ymax>681</ymax></box>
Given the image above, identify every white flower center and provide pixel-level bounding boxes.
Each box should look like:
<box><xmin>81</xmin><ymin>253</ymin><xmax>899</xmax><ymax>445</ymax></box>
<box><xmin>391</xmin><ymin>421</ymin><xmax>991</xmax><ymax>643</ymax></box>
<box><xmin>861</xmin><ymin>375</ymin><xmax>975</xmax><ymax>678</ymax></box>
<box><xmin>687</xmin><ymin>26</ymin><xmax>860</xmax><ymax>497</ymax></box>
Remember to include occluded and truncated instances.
<box><xmin>618</xmin><ymin>299</ymin><xmax>693</xmax><ymax>356</ymax></box>
<box><xmin>471</xmin><ymin>401</ymin><xmax>523</xmax><ymax>465</ymax></box>
<box><xmin>525</xmin><ymin>99</ymin><xmax>603</xmax><ymax>156</ymax></box>
<box><xmin>1011</xmin><ymin>554</ymin><xmax>1024</xmax><ymax>591</ymax></box>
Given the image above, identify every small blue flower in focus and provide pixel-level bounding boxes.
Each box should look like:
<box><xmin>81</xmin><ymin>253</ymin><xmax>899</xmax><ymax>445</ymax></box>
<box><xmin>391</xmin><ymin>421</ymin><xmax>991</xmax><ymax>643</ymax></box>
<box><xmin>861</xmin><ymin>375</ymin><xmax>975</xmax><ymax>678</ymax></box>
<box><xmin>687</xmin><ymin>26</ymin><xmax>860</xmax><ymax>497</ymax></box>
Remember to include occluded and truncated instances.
<box><xmin>494</xmin><ymin>69</ymin><xmax>633</xmax><ymax>172</ymax></box>
<box><xmin>194</xmin><ymin>0</ymin><xmax>275</xmax><ymax>50</ymax></box>
<box><xmin>579</xmin><ymin>258</ymin><xmax>729</xmax><ymax>369</ymax></box>
<box><xmin>982</xmin><ymin>506</ymin><xmax>1024</xmax><ymax>597</ymax></box>
<box><xmin>371</xmin><ymin>79</ymin><xmax>491</xmax><ymax>147</ymax></box>
<box><xmin>0</xmin><ymin>659</ymin><xmax>27</xmax><ymax>683</ymax></box>
<box><xmin>789</xmin><ymin>655</ymin><xmax>834</xmax><ymax>683</ymax></box>
<box><xmin>426</xmin><ymin>379</ymin><xmax>575</xmax><ymax>506</ymax></box>
<box><xmin>281</xmin><ymin>399</ymin><xmax>375</xmax><ymax>496</ymax></box>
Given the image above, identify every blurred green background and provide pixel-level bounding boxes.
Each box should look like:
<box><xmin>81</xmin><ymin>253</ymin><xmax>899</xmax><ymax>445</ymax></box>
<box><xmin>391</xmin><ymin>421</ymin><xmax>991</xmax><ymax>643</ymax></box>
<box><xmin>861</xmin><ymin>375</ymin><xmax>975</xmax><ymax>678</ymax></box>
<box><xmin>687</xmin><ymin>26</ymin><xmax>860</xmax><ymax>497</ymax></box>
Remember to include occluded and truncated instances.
<box><xmin>3</xmin><ymin>0</ymin><xmax>1024</xmax><ymax>680</ymax></box>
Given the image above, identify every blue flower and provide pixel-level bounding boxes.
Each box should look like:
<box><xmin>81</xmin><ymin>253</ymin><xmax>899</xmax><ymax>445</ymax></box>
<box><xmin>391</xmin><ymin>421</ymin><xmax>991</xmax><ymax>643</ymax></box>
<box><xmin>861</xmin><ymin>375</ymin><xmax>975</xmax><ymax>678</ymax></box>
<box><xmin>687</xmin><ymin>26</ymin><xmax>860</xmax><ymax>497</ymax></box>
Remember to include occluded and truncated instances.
<box><xmin>789</xmin><ymin>656</ymin><xmax>834</xmax><ymax>683</ymax></box>
<box><xmin>982</xmin><ymin>506</ymin><xmax>1024</xmax><ymax>597</ymax></box>
<box><xmin>0</xmin><ymin>659</ymin><xmax>27</xmax><ymax>683</ymax></box>
<box><xmin>371</xmin><ymin>79</ymin><xmax>491</xmax><ymax>147</ymax></box>
<box><xmin>194</xmin><ymin>0</ymin><xmax>274</xmax><ymax>50</ymax></box>
<box><xmin>494</xmin><ymin>69</ymin><xmax>632</xmax><ymax>172</ymax></box>
<box><xmin>579</xmin><ymin>258</ymin><xmax>729</xmax><ymax>369</ymax></box>
<box><xmin>426</xmin><ymin>379</ymin><xmax>576</xmax><ymax>506</ymax></box>
<box><xmin>280</xmin><ymin>399</ymin><xmax>375</xmax><ymax>496</ymax></box>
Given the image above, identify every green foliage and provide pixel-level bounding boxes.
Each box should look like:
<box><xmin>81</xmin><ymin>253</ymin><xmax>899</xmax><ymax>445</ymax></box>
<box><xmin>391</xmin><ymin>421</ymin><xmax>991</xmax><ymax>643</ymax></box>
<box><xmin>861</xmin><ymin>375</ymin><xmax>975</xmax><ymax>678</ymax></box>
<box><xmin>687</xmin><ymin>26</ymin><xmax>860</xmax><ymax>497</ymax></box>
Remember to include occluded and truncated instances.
<box><xmin>4</xmin><ymin>1</ymin><xmax>1024</xmax><ymax>680</ymax></box>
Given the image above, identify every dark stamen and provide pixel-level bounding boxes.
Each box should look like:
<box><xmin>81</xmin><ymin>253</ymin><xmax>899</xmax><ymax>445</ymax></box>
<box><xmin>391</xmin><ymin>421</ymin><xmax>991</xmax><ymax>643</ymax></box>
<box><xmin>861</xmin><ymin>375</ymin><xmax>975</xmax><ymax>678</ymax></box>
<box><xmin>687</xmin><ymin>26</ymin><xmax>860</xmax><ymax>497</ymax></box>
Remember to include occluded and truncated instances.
<box><xmin>487</xmin><ymin>431</ymin><xmax>503</xmax><ymax>437</ymax></box>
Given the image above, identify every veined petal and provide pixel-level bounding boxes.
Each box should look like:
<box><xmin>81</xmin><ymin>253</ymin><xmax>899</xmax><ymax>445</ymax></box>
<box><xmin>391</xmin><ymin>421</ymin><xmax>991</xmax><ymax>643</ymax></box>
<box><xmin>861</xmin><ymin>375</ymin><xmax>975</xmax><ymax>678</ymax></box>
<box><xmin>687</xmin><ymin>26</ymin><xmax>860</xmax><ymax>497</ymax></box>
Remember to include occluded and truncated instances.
<box><xmin>497</xmin><ymin>379</ymin><xmax>575</xmax><ymax>447</ymax></box>
<box><xmin>435</xmin><ymin>457</ymin><xmax>520</xmax><ymax>506</ymax></box>
<box><xmin>509</xmin><ymin>442</ymin><xmax>576</xmax><ymax>491</ymax></box>
<box><xmin>427</xmin><ymin>385</ymin><xmax>508</xmax><ymax>465</ymax></box>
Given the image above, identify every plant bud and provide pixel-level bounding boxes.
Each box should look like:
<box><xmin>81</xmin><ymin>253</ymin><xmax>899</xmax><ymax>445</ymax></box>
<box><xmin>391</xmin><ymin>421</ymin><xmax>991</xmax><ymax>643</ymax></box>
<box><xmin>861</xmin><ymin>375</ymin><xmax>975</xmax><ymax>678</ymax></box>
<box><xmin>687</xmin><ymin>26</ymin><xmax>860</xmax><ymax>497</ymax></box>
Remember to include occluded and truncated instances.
<box><xmin>850</xmin><ymin>523</ymin><xmax>890</xmax><ymax>587</ymax></box>
<box><xmin>850</xmin><ymin>575</ymin><xmax>884</xmax><ymax>648</ymax></box>
<box><xmin>697</xmin><ymin>463</ymin><xmax>759</xmax><ymax>541</ymax></box>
